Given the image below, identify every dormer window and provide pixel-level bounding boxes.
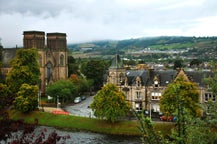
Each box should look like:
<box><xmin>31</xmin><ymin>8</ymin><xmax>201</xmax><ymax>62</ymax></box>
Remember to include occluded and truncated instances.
<box><xmin>154</xmin><ymin>80</ymin><xmax>159</xmax><ymax>88</ymax></box>
<box><xmin>136</xmin><ymin>76</ymin><xmax>141</xmax><ymax>89</ymax></box>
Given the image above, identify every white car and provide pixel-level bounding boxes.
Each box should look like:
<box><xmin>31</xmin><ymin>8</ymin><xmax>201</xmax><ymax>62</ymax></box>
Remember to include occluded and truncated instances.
<box><xmin>74</xmin><ymin>97</ymin><xmax>81</xmax><ymax>103</ymax></box>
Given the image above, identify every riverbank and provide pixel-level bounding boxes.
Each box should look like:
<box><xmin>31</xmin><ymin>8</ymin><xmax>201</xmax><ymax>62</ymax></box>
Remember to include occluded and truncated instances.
<box><xmin>8</xmin><ymin>109</ymin><xmax>174</xmax><ymax>136</ymax></box>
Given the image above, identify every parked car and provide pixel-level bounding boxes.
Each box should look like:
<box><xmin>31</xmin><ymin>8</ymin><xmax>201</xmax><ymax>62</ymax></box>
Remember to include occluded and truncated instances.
<box><xmin>160</xmin><ymin>115</ymin><xmax>174</xmax><ymax>122</ymax></box>
<box><xmin>74</xmin><ymin>97</ymin><xmax>81</xmax><ymax>103</ymax></box>
<box><xmin>81</xmin><ymin>95</ymin><xmax>86</xmax><ymax>100</ymax></box>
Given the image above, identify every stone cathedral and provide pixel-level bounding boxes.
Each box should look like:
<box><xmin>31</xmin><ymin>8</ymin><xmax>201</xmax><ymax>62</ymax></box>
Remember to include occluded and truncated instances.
<box><xmin>2</xmin><ymin>31</ymin><xmax>68</xmax><ymax>95</ymax></box>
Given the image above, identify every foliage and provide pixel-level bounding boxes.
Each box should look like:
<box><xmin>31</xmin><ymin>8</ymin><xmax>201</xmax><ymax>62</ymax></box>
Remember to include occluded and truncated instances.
<box><xmin>160</xmin><ymin>77</ymin><xmax>200</xmax><ymax>117</ymax></box>
<box><xmin>185</xmin><ymin>101</ymin><xmax>217</xmax><ymax>144</ymax></box>
<box><xmin>68</xmin><ymin>56</ymin><xmax>79</xmax><ymax>76</ymax></box>
<box><xmin>90</xmin><ymin>83</ymin><xmax>131</xmax><ymax>123</ymax></box>
<box><xmin>134</xmin><ymin>111</ymin><xmax>167</xmax><ymax>144</ymax></box>
<box><xmin>80</xmin><ymin>60</ymin><xmax>109</xmax><ymax>90</ymax></box>
<box><xmin>69</xmin><ymin>74</ymin><xmax>91</xmax><ymax>94</ymax></box>
<box><xmin>0</xmin><ymin>113</ymin><xmax>69</xmax><ymax>143</ymax></box>
<box><xmin>6</xmin><ymin>48</ymin><xmax>40</xmax><ymax>93</ymax></box>
<box><xmin>204</xmin><ymin>70</ymin><xmax>217</xmax><ymax>95</ymax></box>
<box><xmin>46</xmin><ymin>80</ymin><xmax>77</xmax><ymax>104</ymax></box>
<box><xmin>13</xmin><ymin>83</ymin><xmax>38</xmax><ymax>113</ymax></box>
<box><xmin>173</xmin><ymin>59</ymin><xmax>183</xmax><ymax>69</ymax></box>
<box><xmin>0</xmin><ymin>83</ymin><xmax>13</xmax><ymax>110</ymax></box>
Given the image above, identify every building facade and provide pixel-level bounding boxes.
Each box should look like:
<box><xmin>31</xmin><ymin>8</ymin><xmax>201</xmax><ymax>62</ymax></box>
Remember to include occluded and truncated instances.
<box><xmin>1</xmin><ymin>31</ymin><xmax>68</xmax><ymax>95</ymax></box>
<box><xmin>106</xmin><ymin>55</ymin><xmax>214</xmax><ymax>113</ymax></box>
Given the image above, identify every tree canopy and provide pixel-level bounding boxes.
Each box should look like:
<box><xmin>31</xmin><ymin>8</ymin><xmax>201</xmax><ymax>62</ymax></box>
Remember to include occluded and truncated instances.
<box><xmin>13</xmin><ymin>83</ymin><xmax>38</xmax><ymax>113</ymax></box>
<box><xmin>160</xmin><ymin>76</ymin><xmax>200</xmax><ymax>117</ymax></box>
<box><xmin>90</xmin><ymin>83</ymin><xmax>131</xmax><ymax>123</ymax></box>
<box><xmin>80</xmin><ymin>60</ymin><xmax>108</xmax><ymax>90</ymax></box>
<box><xmin>46</xmin><ymin>80</ymin><xmax>77</xmax><ymax>104</ymax></box>
<box><xmin>6</xmin><ymin>48</ymin><xmax>40</xmax><ymax>93</ymax></box>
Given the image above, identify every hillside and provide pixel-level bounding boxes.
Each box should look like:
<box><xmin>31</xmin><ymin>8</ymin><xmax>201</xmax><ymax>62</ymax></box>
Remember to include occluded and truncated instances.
<box><xmin>68</xmin><ymin>36</ymin><xmax>217</xmax><ymax>61</ymax></box>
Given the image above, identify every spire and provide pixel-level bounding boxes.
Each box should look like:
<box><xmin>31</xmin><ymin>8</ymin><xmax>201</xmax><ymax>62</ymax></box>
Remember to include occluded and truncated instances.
<box><xmin>110</xmin><ymin>54</ymin><xmax>123</xmax><ymax>69</ymax></box>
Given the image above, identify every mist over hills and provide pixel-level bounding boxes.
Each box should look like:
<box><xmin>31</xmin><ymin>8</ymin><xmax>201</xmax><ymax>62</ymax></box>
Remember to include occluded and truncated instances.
<box><xmin>68</xmin><ymin>36</ymin><xmax>217</xmax><ymax>61</ymax></box>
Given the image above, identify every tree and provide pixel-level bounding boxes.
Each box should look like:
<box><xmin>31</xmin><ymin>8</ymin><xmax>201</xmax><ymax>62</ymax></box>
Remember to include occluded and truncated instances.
<box><xmin>160</xmin><ymin>76</ymin><xmax>201</xmax><ymax>144</ymax></box>
<box><xmin>68</xmin><ymin>56</ymin><xmax>79</xmax><ymax>76</ymax></box>
<box><xmin>135</xmin><ymin>111</ymin><xmax>166</xmax><ymax>144</ymax></box>
<box><xmin>185</xmin><ymin>101</ymin><xmax>217</xmax><ymax>144</ymax></box>
<box><xmin>160</xmin><ymin>77</ymin><xmax>200</xmax><ymax>117</ymax></box>
<box><xmin>13</xmin><ymin>83</ymin><xmax>38</xmax><ymax>113</ymax></box>
<box><xmin>0</xmin><ymin>83</ymin><xmax>13</xmax><ymax>111</ymax></box>
<box><xmin>90</xmin><ymin>83</ymin><xmax>131</xmax><ymax>123</ymax></box>
<box><xmin>173</xmin><ymin>59</ymin><xmax>183</xmax><ymax>70</ymax></box>
<box><xmin>80</xmin><ymin>60</ymin><xmax>108</xmax><ymax>90</ymax></box>
<box><xmin>46</xmin><ymin>80</ymin><xmax>77</xmax><ymax>104</ymax></box>
<box><xmin>69</xmin><ymin>74</ymin><xmax>92</xmax><ymax>95</ymax></box>
<box><xmin>6</xmin><ymin>48</ymin><xmax>40</xmax><ymax>93</ymax></box>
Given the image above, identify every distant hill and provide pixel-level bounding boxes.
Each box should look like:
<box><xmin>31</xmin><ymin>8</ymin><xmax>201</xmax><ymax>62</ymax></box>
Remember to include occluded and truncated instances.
<box><xmin>68</xmin><ymin>36</ymin><xmax>217</xmax><ymax>60</ymax></box>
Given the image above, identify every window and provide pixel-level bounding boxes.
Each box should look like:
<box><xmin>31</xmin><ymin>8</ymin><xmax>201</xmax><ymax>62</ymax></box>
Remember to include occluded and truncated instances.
<box><xmin>204</xmin><ymin>93</ymin><xmax>216</xmax><ymax>102</ymax></box>
<box><xmin>136</xmin><ymin>92</ymin><xmax>142</xmax><ymax>99</ymax></box>
<box><xmin>135</xmin><ymin>103</ymin><xmax>142</xmax><ymax>111</ymax></box>
<box><xmin>60</xmin><ymin>54</ymin><xmax>64</xmax><ymax>66</ymax></box>
<box><xmin>154</xmin><ymin>80</ymin><xmax>159</xmax><ymax>88</ymax></box>
<box><xmin>151</xmin><ymin>92</ymin><xmax>162</xmax><ymax>100</ymax></box>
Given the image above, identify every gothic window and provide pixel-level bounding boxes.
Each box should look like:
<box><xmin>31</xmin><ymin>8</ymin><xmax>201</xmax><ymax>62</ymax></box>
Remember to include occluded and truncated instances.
<box><xmin>46</xmin><ymin>61</ymin><xmax>53</xmax><ymax>83</ymax></box>
<box><xmin>38</xmin><ymin>55</ymin><xmax>42</xmax><ymax>66</ymax></box>
<box><xmin>60</xmin><ymin>54</ymin><xmax>64</xmax><ymax>66</ymax></box>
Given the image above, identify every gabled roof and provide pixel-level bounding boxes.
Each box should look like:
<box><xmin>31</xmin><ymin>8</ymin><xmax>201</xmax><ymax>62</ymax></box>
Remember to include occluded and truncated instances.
<box><xmin>124</xmin><ymin>68</ymin><xmax>211</xmax><ymax>87</ymax></box>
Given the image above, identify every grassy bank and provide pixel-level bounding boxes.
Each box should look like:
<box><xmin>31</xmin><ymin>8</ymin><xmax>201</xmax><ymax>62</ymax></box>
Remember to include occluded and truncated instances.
<box><xmin>8</xmin><ymin>110</ymin><xmax>174</xmax><ymax>136</ymax></box>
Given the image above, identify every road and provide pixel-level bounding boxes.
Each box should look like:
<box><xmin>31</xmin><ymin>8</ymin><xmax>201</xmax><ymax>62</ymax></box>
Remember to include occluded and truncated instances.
<box><xmin>63</xmin><ymin>96</ymin><xmax>94</xmax><ymax>118</ymax></box>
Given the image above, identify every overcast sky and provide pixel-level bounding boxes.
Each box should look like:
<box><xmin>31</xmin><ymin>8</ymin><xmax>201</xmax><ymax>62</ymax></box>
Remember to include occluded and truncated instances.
<box><xmin>0</xmin><ymin>0</ymin><xmax>217</xmax><ymax>47</ymax></box>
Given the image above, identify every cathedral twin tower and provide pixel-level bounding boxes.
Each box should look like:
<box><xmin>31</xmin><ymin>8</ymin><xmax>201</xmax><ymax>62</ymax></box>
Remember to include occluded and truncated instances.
<box><xmin>23</xmin><ymin>31</ymin><xmax>68</xmax><ymax>94</ymax></box>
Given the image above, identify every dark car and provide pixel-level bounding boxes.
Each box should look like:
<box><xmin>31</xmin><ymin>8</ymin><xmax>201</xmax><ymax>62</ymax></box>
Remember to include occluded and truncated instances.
<box><xmin>81</xmin><ymin>95</ymin><xmax>86</xmax><ymax>100</ymax></box>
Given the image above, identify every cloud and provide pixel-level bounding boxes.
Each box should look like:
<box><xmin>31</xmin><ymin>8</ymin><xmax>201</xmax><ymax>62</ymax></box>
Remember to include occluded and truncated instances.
<box><xmin>0</xmin><ymin>0</ymin><xmax>217</xmax><ymax>47</ymax></box>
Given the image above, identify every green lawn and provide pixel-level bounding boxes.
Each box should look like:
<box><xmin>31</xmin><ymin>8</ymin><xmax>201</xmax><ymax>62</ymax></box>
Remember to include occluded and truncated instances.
<box><xmin>8</xmin><ymin>110</ymin><xmax>174</xmax><ymax>136</ymax></box>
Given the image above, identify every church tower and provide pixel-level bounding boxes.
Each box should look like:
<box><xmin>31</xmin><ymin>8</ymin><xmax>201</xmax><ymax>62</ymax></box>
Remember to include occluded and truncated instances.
<box><xmin>23</xmin><ymin>31</ymin><xmax>68</xmax><ymax>95</ymax></box>
<box><xmin>107</xmin><ymin>54</ymin><xmax>126</xmax><ymax>86</ymax></box>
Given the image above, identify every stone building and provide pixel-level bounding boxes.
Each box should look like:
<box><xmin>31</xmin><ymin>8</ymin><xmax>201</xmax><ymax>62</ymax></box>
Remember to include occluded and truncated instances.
<box><xmin>1</xmin><ymin>31</ymin><xmax>68</xmax><ymax>95</ymax></box>
<box><xmin>107</xmin><ymin>55</ymin><xmax>214</xmax><ymax>113</ymax></box>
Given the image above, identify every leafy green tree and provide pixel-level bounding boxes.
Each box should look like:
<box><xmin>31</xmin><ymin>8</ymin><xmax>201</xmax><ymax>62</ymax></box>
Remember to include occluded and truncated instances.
<box><xmin>90</xmin><ymin>83</ymin><xmax>131</xmax><ymax>123</ymax></box>
<box><xmin>134</xmin><ymin>111</ymin><xmax>166</xmax><ymax>144</ymax></box>
<box><xmin>13</xmin><ymin>83</ymin><xmax>38</xmax><ymax>113</ymax></box>
<box><xmin>0</xmin><ymin>83</ymin><xmax>12</xmax><ymax>110</ymax></box>
<box><xmin>6</xmin><ymin>48</ymin><xmax>40</xmax><ymax>93</ymax></box>
<box><xmin>160</xmin><ymin>77</ymin><xmax>200</xmax><ymax>117</ymax></box>
<box><xmin>173</xmin><ymin>59</ymin><xmax>183</xmax><ymax>70</ymax></box>
<box><xmin>80</xmin><ymin>60</ymin><xmax>108</xmax><ymax>90</ymax></box>
<box><xmin>46</xmin><ymin>80</ymin><xmax>77</xmax><ymax>104</ymax></box>
<box><xmin>68</xmin><ymin>56</ymin><xmax>79</xmax><ymax>76</ymax></box>
<box><xmin>184</xmin><ymin>101</ymin><xmax>217</xmax><ymax>144</ymax></box>
<box><xmin>69</xmin><ymin>74</ymin><xmax>91</xmax><ymax>94</ymax></box>
<box><xmin>160</xmin><ymin>76</ymin><xmax>200</xmax><ymax>144</ymax></box>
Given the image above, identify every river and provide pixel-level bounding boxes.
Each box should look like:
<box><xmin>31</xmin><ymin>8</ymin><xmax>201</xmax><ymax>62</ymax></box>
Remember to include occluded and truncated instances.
<box><xmin>3</xmin><ymin>126</ymin><xmax>141</xmax><ymax>144</ymax></box>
